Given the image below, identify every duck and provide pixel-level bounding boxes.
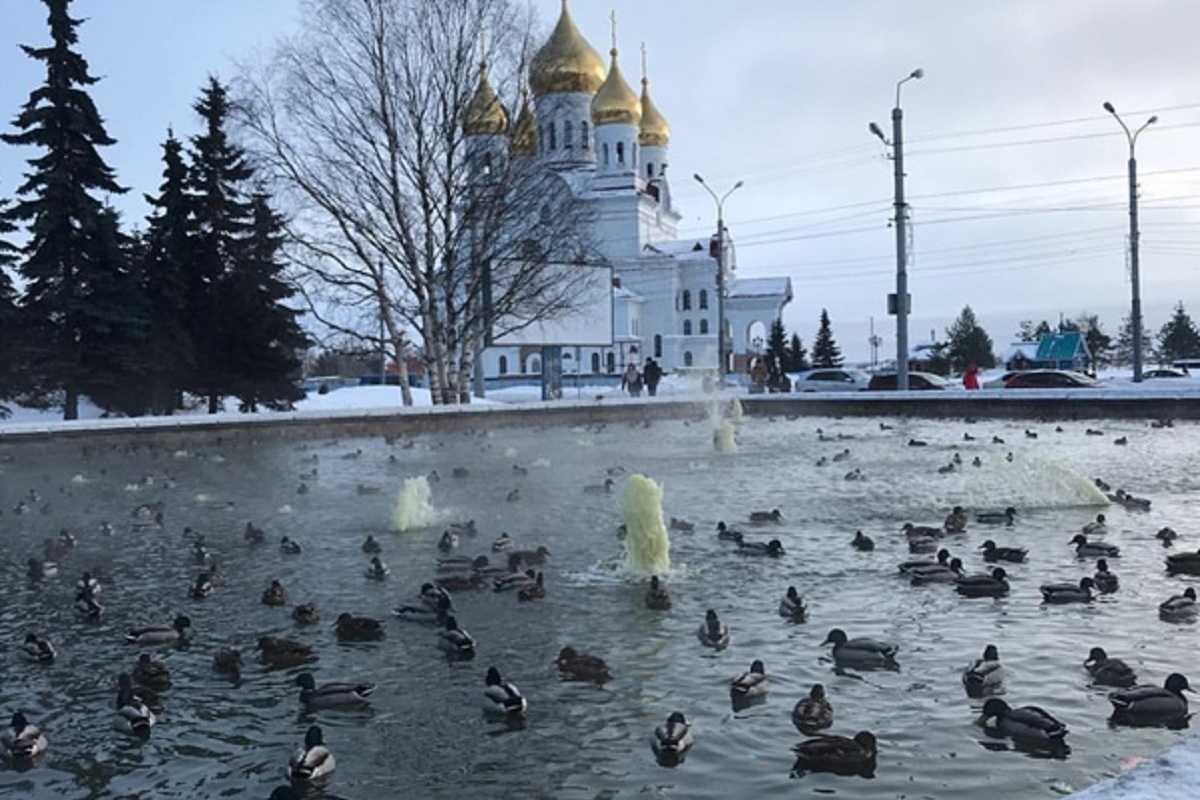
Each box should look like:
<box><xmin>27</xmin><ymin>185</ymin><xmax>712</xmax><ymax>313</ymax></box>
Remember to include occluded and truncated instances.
<box><xmin>668</xmin><ymin>517</ymin><xmax>695</xmax><ymax>533</ymax></box>
<box><xmin>1114</xmin><ymin>489</ymin><xmax>1151</xmax><ymax>511</ymax></box>
<box><xmin>491</xmin><ymin>533</ymin><xmax>513</xmax><ymax>552</ymax></box>
<box><xmin>908</xmin><ymin>438</ymin><xmax>928</xmax><ymax>447</ymax></box>
<box><xmin>910</xmin><ymin>557</ymin><xmax>965</xmax><ymax>585</ymax></box>
<box><xmin>902</xmin><ymin>522</ymin><xmax>943</xmax><ymax>539</ymax></box>
<box><xmin>436</xmin><ymin>553</ymin><xmax>483</xmax><ymax>572</ymax></box>
<box><xmin>697</xmin><ymin>609</ymin><xmax>730</xmax><ymax>650</ymax></box>
<box><xmin>971</xmin><ymin>456</ymin><xmax>983</xmax><ymax>468</ymax></box>
<box><xmin>1157</xmin><ymin>527</ymin><xmax>1179</xmax><ymax>547</ymax></box>
<box><xmin>448</xmin><ymin>520</ymin><xmax>477</xmax><ymax>537</ymax></box>
<box><xmin>730</xmin><ymin>660</ymin><xmax>769</xmax><ymax>701</ymax></box>
<box><xmin>831</xmin><ymin>448</ymin><xmax>851</xmax><ymax>462</ymax></box>
<box><xmin>364</xmin><ymin>556</ymin><xmax>390</xmax><ymax>580</ymax></box>
<box><xmin>843</xmin><ymin>467</ymin><xmax>865</xmax><ymax>481</ymax></box>
<box><xmin>438</xmin><ymin>616</ymin><xmax>476</xmax><ymax>659</ymax></box>
<box><xmin>1093</xmin><ymin>559</ymin><xmax>1119</xmax><ymax>593</ymax></box>
<box><xmin>778</xmin><ymin>586</ymin><xmax>808</xmax><ymax>621</ymax></box>
<box><xmin>556</xmin><ymin>646</ymin><xmax>612</xmax><ymax>683</ymax></box>
<box><xmin>1085</xmin><ymin>647</ymin><xmax>1138</xmax><ymax>688</ymax></box>
<box><xmin>191</xmin><ymin>540</ymin><xmax>214</xmax><ymax>568</ymax></box>
<box><xmin>509</xmin><ymin>546</ymin><xmax>551</xmax><ymax>568</ymax></box>
<box><xmin>652</xmin><ymin>712</ymin><xmax>693</xmax><ymax>763</ymax></box>
<box><xmin>22</xmin><ymin>633</ymin><xmax>56</xmax><ymax>664</ymax></box>
<box><xmin>749</xmin><ymin>508</ymin><xmax>783</xmax><ymax>524</ymax></box>
<box><xmin>1040</xmin><ymin>577</ymin><xmax>1095</xmax><ymax>604</ymax></box>
<box><xmin>962</xmin><ymin>644</ymin><xmax>1004</xmax><ymax>697</ymax></box>
<box><xmin>289</xmin><ymin>724</ymin><xmax>336</xmax><ymax>781</ymax></box>
<box><xmin>132</xmin><ymin>653</ymin><xmax>171</xmax><ymax>690</ymax></box>
<box><xmin>279</xmin><ymin>535</ymin><xmax>302</xmax><ymax>555</ymax></box>
<box><xmin>1158</xmin><ymin>586</ymin><xmax>1197</xmax><ymax>621</ymax></box>
<box><xmin>980</xmin><ymin>540</ymin><xmax>1027</xmax><ymax>563</ymax></box>
<box><xmin>395</xmin><ymin>593</ymin><xmax>452</xmax><ymax>624</ymax></box>
<box><xmin>944</xmin><ymin>506</ymin><xmax>968</xmax><ymax>532</ymax></box>
<box><xmin>244</xmin><ymin>522</ymin><xmax>265</xmax><ymax>544</ymax></box>
<box><xmin>261</xmin><ymin>579</ymin><xmax>288</xmax><ymax>606</ymax></box>
<box><xmin>212</xmin><ymin>649</ymin><xmax>243</xmax><ymax>680</ymax></box>
<box><xmin>482</xmin><ymin>666</ymin><xmax>526</xmax><ymax>717</ymax></box>
<box><xmin>1069</xmin><ymin>534</ymin><xmax>1118</xmax><ymax>559</ymax></box>
<box><xmin>937</xmin><ymin>462</ymin><xmax>957</xmax><ymax>475</ymax></box>
<box><xmin>899</xmin><ymin>548</ymin><xmax>952</xmax><ymax>575</ymax></box>
<box><xmin>75</xmin><ymin>587</ymin><xmax>104</xmax><ymax>620</ymax></box>
<box><xmin>583</xmin><ymin>477</ymin><xmax>615</xmax><ymax>494</ymax></box>
<box><xmin>125</xmin><ymin>615</ymin><xmax>191</xmax><ymax>645</ymax></box>
<box><xmin>716</xmin><ymin>522</ymin><xmax>743</xmax><ymax>541</ymax></box>
<box><xmin>292</xmin><ymin>603</ymin><xmax>320</xmax><ymax>625</ymax></box>
<box><xmin>257</xmin><ymin>636</ymin><xmax>315</xmax><ymax>669</ymax></box>
<box><xmin>114</xmin><ymin>673</ymin><xmax>156</xmax><ymax>736</ymax></box>
<box><xmin>361</xmin><ymin>534</ymin><xmax>382</xmax><ymax>554</ymax></box>
<box><xmin>333</xmin><ymin>612</ymin><xmax>384</xmax><ymax>641</ymax></box>
<box><xmin>645</xmin><ymin>575</ymin><xmax>672</xmax><ymax>610</ymax></box>
<box><xmin>1024</xmin><ymin>429</ymin><xmax>1038</xmax><ymax>439</ymax></box>
<box><xmin>737</xmin><ymin>538</ymin><xmax>784</xmax><ymax>557</ymax></box>
<box><xmin>2</xmin><ymin>712</ymin><xmax>48</xmax><ymax>761</ymax></box>
<box><xmin>980</xmin><ymin>698</ymin><xmax>1068</xmax><ymax>747</ymax></box>
<box><xmin>791</xmin><ymin>731</ymin><xmax>876</xmax><ymax>777</ymax></box>
<box><xmin>821</xmin><ymin>629</ymin><xmax>898</xmax><ymax>670</ymax></box>
<box><xmin>190</xmin><ymin>572</ymin><xmax>214</xmax><ymax>600</ymax></box>
<box><xmin>1114</xmin><ymin>436</ymin><xmax>1128</xmax><ymax>446</ymax></box>
<box><xmin>955</xmin><ymin>568</ymin><xmax>1011</xmax><ymax>598</ymax></box>
<box><xmin>1165</xmin><ymin>550</ymin><xmax>1200</xmax><ymax>575</ymax></box>
<box><xmin>1087</xmin><ymin>429</ymin><xmax>1106</xmax><ymax>437</ymax></box>
<box><xmin>992</xmin><ymin>435</ymin><xmax>1005</xmax><ymax>444</ymax></box>
<box><xmin>77</xmin><ymin>572</ymin><xmax>102</xmax><ymax>597</ymax></box>
<box><xmin>517</xmin><ymin>572</ymin><xmax>547</xmax><ymax>602</ymax></box>
<box><xmin>792</xmin><ymin>684</ymin><xmax>833</xmax><ymax>733</ymax></box>
<box><xmin>296</xmin><ymin>672</ymin><xmax>374</xmax><ymax>709</ymax></box>
<box><xmin>493</xmin><ymin>568</ymin><xmax>537</xmax><ymax>593</ymax></box>
<box><xmin>851</xmin><ymin>531</ymin><xmax>875</xmax><ymax>552</ymax></box>
<box><xmin>27</xmin><ymin>557</ymin><xmax>58</xmax><ymax>580</ymax></box>
<box><xmin>1082</xmin><ymin>514</ymin><xmax>1108</xmax><ymax>536</ymax></box>
<box><xmin>438</xmin><ymin>530</ymin><xmax>459</xmax><ymax>551</ymax></box>
<box><xmin>1109</xmin><ymin>673</ymin><xmax>1191</xmax><ymax>725</ymax></box>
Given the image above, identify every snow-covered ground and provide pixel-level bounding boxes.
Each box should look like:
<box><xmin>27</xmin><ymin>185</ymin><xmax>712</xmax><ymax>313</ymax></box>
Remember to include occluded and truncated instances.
<box><xmin>1069</xmin><ymin>735</ymin><xmax>1200</xmax><ymax>799</ymax></box>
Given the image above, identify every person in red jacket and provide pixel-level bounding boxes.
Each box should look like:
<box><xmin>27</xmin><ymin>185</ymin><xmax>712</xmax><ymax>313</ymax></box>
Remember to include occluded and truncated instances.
<box><xmin>962</xmin><ymin>363</ymin><xmax>980</xmax><ymax>390</ymax></box>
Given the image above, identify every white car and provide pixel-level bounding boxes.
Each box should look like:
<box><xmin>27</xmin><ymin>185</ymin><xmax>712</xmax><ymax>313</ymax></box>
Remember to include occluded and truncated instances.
<box><xmin>792</xmin><ymin>368</ymin><xmax>871</xmax><ymax>392</ymax></box>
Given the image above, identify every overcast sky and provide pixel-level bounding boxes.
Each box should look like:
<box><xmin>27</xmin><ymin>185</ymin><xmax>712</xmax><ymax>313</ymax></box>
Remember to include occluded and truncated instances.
<box><xmin>3</xmin><ymin>0</ymin><xmax>1199</xmax><ymax>361</ymax></box>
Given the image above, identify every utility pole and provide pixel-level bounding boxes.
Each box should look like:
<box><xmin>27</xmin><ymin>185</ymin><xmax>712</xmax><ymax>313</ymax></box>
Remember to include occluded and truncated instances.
<box><xmin>694</xmin><ymin>174</ymin><xmax>744</xmax><ymax>385</ymax></box>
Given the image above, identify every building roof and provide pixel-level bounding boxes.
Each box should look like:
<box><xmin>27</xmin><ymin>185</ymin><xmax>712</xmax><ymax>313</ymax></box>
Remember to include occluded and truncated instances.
<box><xmin>728</xmin><ymin>277</ymin><xmax>792</xmax><ymax>299</ymax></box>
<box><xmin>1036</xmin><ymin>331</ymin><xmax>1090</xmax><ymax>361</ymax></box>
<box><xmin>1002</xmin><ymin>342</ymin><xmax>1040</xmax><ymax>362</ymax></box>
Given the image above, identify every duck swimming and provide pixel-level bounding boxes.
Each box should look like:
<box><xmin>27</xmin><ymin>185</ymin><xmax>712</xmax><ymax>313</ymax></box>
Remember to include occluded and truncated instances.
<box><xmin>556</xmin><ymin>647</ymin><xmax>612</xmax><ymax>683</ymax></box>
<box><xmin>1069</xmin><ymin>534</ymin><xmax>1119</xmax><ymax>559</ymax></box>
<box><xmin>583</xmin><ymin>477</ymin><xmax>615</xmax><ymax>494</ymax></box>
<box><xmin>212</xmin><ymin>649</ymin><xmax>243</xmax><ymax>680</ymax></box>
<box><xmin>652</xmin><ymin>712</ymin><xmax>693</xmax><ymax>764</ymax></box>
<box><xmin>296</xmin><ymin>672</ymin><xmax>374</xmax><ymax>709</ymax></box>
<box><xmin>261</xmin><ymin>580</ymin><xmax>287</xmax><ymax>606</ymax></box>
<box><xmin>289</xmin><ymin>725</ymin><xmax>335</xmax><ymax>782</ymax></box>
<box><xmin>132</xmin><ymin>653</ymin><xmax>171</xmax><ymax>691</ymax></box>
<box><xmin>779</xmin><ymin>586</ymin><xmax>808</xmax><ymax>622</ymax></box>
<box><xmin>279</xmin><ymin>536</ymin><xmax>302</xmax><ymax>555</ymax></box>
<box><xmin>27</xmin><ymin>557</ymin><xmax>58</xmax><ymax>580</ymax></box>
<box><xmin>737</xmin><ymin>538</ymin><xmax>784</xmax><ymax>557</ymax></box>
<box><xmin>1165</xmin><ymin>550</ymin><xmax>1200</xmax><ymax>575</ymax></box>
<box><xmin>190</xmin><ymin>572</ymin><xmax>214</xmax><ymax>600</ymax></box>
<box><xmin>1158</xmin><ymin>586</ymin><xmax>1197</xmax><ymax>621</ymax></box>
<box><xmin>125</xmin><ymin>615</ymin><xmax>191</xmax><ymax>645</ymax></box>
<box><xmin>821</xmin><ymin>629</ymin><xmax>898</xmax><ymax>670</ymax></box>
<box><xmin>792</xmin><ymin>684</ymin><xmax>833</xmax><ymax>733</ymax></box>
<box><xmin>77</xmin><ymin>572</ymin><xmax>101</xmax><ymax>597</ymax></box>
<box><xmin>509</xmin><ymin>546</ymin><xmax>551</xmax><ymax>569</ymax></box>
<box><xmin>980</xmin><ymin>698</ymin><xmax>1068</xmax><ymax>749</ymax></box>
<box><xmin>716</xmin><ymin>521</ymin><xmax>743</xmax><ymax>541</ymax></box>
<box><xmin>292</xmin><ymin>603</ymin><xmax>320</xmax><ymax>625</ymax></box>
<box><xmin>1156</xmin><ymin>527</ymin><xmax>1179</xmax><ymax>547</ymax></box>
<box><xmin>257</xmin><ymin>636</ymin><xmax>315</xmax><ymax>669</ymax></box>
<box><xmin>1085</xmin><ymin>647</ymin><xmax>1138</xmax><ymax>688</ymax></box>
<box><xmin>361</xmin><ymin>535</ymin><xmax>381</xmax><ymax>554</ymax></box>
<box><xmin>645</xmin><ymin>575</ymin><xmax>672</xmax><ymax>610</ymax></box>
<box><xmin>944</xmin><ymin>506</ymin><xmax>968</xmax><ymax>533</ymax></box>
<box><xmin>1109</xmin><ymin>673</ymin><xmax>1191</xmax><ymax>726</ymax></box>
<box><xmin>851</xmin><ymin>531</ymin><xmax>875</xmax><ymax>552</ymax></box>
<box><xmin>1040</xmin><ymin>577</ymin><xmax>1095</xmax><ymax>604</ymax></box>
<box><xmin>963</xmin><ymin>645</ymin><xmax>1004</xmax><ymax>697</ymax></box>
<box><xmin>980</xmin><ymin>540</ymin><xmax>1027</xmax><ymax>563</ymax></box>
<box><xmin>244</xmin><ymin>522</ymin><xmax>265</xmax><ymax>544</ymax></box>
<box><xmin>483</xmin><ymin>667</ymin><xmax>526</xmax><ymax>718</ymax></box>
<box><xmin>364</xmin><ymin>556</ymin><xmax>390</xmax><ymax>580</ymax></box>
<box><xmin>910</xmin><ymin>557</ymin><xmax>965</xmax><ymax>585</ymax></box>
<box><xmin>730</xmin><ymin>660</ymin><xmax>769</xmax><ymax>702</ymax></box>
<box><xmin>1082</xmin><ymin>514</ymin><xmax>1108</xmax><ymax>536</ymax></box>
<box><xmin>492</xmin><ymin>532</ymin><xmax>513</xmax><ymax>552</ymax></box>
<box><xmin>437</xmin><ymin>616</ymin><xmax>476</xmax><ymax>659</ymax></box>
<box><xmin>493</xmin><ymin>568</ymin><xmax>537</xmax><ymax>593</ymax></box>
<box><xmin>517</xmin><ymin>572</ymin><xmax>546</xmax><ymax>602</ymax></box>
<box><xmin>956</xmin><ymin>567</ymin><xmax>1010</xmax><ymax>598</ymax></box>
<box><xmin>792</xmin><ymin>731</ymin><xmax>876</xmax><ymax>777</ymax></box>
<box><xmin>899</xmin><ymin>548</ymin><xmax>951</xmax><ymax>575</ymax></box>
<box><xmin>2</xmin><ymin>712</ymin><xmax>48</xmax><ymax>761</ymax></box>
<box><xmin>334</xmin><ymin>612</ymin><xmax>384</xmax><ymax>641</ymax></box>
<box><xmin>438</xmin><ymin>530</ymin><xmax>459</xmax><ymax>552</ymax></box>
<box><xmin>749</xmin><ymin>508</ymin><xmax>783</xmax><ymax>524</ymax></box>
<box><xmin>22</xmin><ymin>633</ymin><xmax>55</xmax><ymax>664</ymax></box>
<box><xmin>902</xmin><ymin>522</ymin><xmax>943</xmax><ymax>539</ymax></box>
<box><xmin>1093</xmin><ymin>559</ymin><xmax>1119</xmax><ymax>593</ymax></box>
<box><xmin>697</xmin><ymin>609</ymin><xmax>730</xmax><ymax>650</ymax></box>
<box><xmin>75</xmin><ymin>587</ymin><xmax>104</xmax><ymax>620</ymax></box>
<box><xmin>114</xmin><ymin>673</ymin><xmax>156</xmax><ymax>736</ymax></box>
<box><xmin>668</xmin><ymin>517</ymin><xmax>695</xmax><ymax>533</ymax></box>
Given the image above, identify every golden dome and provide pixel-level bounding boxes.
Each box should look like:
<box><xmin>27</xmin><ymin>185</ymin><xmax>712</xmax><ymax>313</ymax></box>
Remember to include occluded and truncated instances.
<box><xmin>529</xmin><ymin>1</ymin><xmax>606</xmax><ymax>96</ymax></box>
<box><xmin>639</xmin><ymin>77</ymin><xmax>670</xmax><ymax>147</ymax></box>
<box><xmin>463</xmin><ymin>61</ymin><xmax>509</xmax><ymax>136</ymax></box>
<box><xmin>591</xmin><ymin>49</ymin><xmax>641</xmax><ymax>127</ymax></box>
<box><xmin>510</xmin><ymin>91</ymin><xmax>537</xmax><ymax>156</ymax></box>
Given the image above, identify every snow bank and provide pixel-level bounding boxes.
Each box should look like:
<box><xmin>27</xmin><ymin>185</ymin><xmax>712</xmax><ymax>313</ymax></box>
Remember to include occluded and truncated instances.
<box><xmin>1070</xmin><ymin>735</ymin><xmax>1200</xmax><ymax>799</ymax></box>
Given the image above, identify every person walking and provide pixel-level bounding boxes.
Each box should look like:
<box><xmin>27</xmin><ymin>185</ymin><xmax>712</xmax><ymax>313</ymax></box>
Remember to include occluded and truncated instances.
<box><xmin>962</xmin><ymin>363</ymin><xmax>980</xmax><ymax>390</ymax></box>
<box><xmin>621</xmin><ymin>362</ymin><xmax>643</xmax><ymax>398</ymax></box>
<box><xmin>643</xmin><ymin>358</ymin><xmax>663</xmax><ymax>397</ymax></box>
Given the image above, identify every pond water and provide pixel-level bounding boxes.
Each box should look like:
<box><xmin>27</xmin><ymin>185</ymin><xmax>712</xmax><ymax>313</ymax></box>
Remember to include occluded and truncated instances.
<box><xmin>1</xmin><ymin>407</ymin><xmax>1198</xmax><ymax>799</ymax></box>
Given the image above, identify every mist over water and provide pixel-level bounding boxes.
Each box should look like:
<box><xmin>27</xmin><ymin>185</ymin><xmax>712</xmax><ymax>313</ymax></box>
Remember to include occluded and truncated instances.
<box><xmin>1</xmin><ymin>411</ymin><xmax>1199</xmax><ymax>798</ymax></box>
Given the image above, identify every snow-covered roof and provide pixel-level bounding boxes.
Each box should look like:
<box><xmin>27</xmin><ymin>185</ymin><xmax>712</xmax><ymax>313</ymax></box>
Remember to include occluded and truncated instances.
<box><xmin>728</xmin><ymin>277</ymin><xmax>792</xmax><ymax>299</ymax></box>
<box><xmin>612</xmin><ymin>285</ymin><xmax>643</xmax><ymax>300</ymax></box>
<box><xmin>1002</xmin><ymin>342</ymin><xmax>1040</xmax><ymax>362</ymax></box>
<box><xmin>644</xmin><ymin>239</ymin><xmax>711</xmax><ymax>259</ymax></box>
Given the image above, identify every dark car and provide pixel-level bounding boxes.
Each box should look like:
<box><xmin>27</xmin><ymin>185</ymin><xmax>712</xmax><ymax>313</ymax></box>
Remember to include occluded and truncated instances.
<box><xmin>1144</xmin><ymin>368</ymin><xmax>1189</xmax><ymax>379</ymax></box>
<box><xmin>1003</xmin><ymin>370</ymin><xmax>1103</xmax><ymax>389</ymax></box>
<box><xmin>866</xmin><ymin>371</ymin><xmax>951</xmax><ymax>391</ymax></box>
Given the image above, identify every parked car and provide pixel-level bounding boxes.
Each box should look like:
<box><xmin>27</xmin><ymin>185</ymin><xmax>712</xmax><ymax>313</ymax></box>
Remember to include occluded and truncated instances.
<box><xmin>1144</xmin><ymin>367</ymin><xmax>1189</xmax><ymax>379</ymax></box>
<box><xmin>1003</xmin><ymin>370</ymin><xmax>1104</xmax><ymax>389</ymax></box>
<box><xmin>866</xmin><ymin>371</ymin><xmax>951</xmax><ymax>391</ymax></box>
<box><xmin>981</xmin><ymin>370</ymin><xmax>1024</xmax><ymax>390</ymax></box>
<box><xmin>792</xmin><ymin>368</ymin><xmax>871</xmax><ymax>392</ymax></box>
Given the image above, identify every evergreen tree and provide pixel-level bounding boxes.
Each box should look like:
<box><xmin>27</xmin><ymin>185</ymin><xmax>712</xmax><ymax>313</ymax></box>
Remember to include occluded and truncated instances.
<box><xmin>0</xmin><ymin>198</ymin><xmax>21</xmax><ymax>415</ymax></box>
<box><xmin>944</xmin><ymin>305</ymin><xmax>996</xmax><ymax>372</ymax></box>
<box><xmin>1075</xmin><ymin>313</ymin><xmax>1112</xmax><ymax>367</ymax></box>
<box><xmin>811</xmin><ymin>309</ymin><xmax>843</xmax><ymax>368</ymax></box>
<box><xmin>1157</xmin><ymin>302</ymin><xmax>1200</xmax><ymax>364</ymax></box>
<box><xmin>185</xmin><ymin>77</ymin><xmax>256</xmax><ymax>413</ymax></box>
<box><xmin>0</xmin><ymin>0</ymin><xmax>128</xmax><ymax>419</ymax></box>
<box><xmin>1114</xmin><ymin>313</ymin><xmax>1153</xmax><ymax>367</ymax></box>
<box><xmin>764</xmin><ymin>318</ymin><xmax>787</xmax><ymax>374</ymax></box>
<box><xmin>787</xmin><ymin>332</ymin><xmax>809</xmax><ymax>372</ymax></box>
<box><xmin>1018</xmin><ymin>319</ymin><xmax>1053</xmax><ymax>342</ymax></box>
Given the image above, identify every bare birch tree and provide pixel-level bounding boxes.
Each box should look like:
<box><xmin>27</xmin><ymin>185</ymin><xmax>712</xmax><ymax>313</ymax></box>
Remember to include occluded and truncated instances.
<box><xmin>237</xmin><ymin>0</ymin><xmax>595</xmax><ymax>405</ymax></box>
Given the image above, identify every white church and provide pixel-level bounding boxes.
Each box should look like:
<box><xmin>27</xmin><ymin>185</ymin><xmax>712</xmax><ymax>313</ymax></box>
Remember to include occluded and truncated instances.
<box><xmin>466</xmin><ymin>0</ymin><xmax>792</xmax><ymax>382</ymax></box>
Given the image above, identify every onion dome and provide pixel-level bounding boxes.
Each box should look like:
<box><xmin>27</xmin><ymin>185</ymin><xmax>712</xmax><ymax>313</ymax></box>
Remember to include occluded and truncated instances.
<box><xmin>529</xmin><ymin>0</ymin><xmax>606</xmax><ymax>96</ymax></box>
<box><xmin>463</xmin><ymin>60</ymin><xmax>509</xmax><ymax>136</ymax></box>
<box><xmin>510</xmin><ymin>91</ymin><xmax>537</xmax><ymax>156</ymax></box>
<box><xmin>639</xmin><ymin>77</ymin><xmax>670</xmax><ymax>147</ymax></box>
<box><xmin>591</xmin><ymin>48</ymin><xmax>641</xmax><ymax>127</ymax></box>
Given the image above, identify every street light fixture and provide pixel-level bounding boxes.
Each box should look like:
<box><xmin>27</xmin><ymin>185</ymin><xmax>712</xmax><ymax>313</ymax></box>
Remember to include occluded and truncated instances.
<box><xmin>1103</xmin><ymin>101</ymin><xmax>1157</xmax><ymax>383</ymax></box>
<box><xmin>694</xmin><ymin>173</ymin><xmax>744</xmax><ymax>385</ymax></box>
<box><xmin>870</xmin><ymin>68</ymin><xmax>923</xmax><ymax>391</ymax></box>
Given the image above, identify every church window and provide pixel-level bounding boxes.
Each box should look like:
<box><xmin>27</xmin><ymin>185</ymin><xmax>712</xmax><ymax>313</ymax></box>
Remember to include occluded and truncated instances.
<box><xmin>699</xmin><ymin>289</ymin><xmax>709</xmax><ymax>309</ymax></box>
<box><xmin>538</xmin><ymin>124</ymin><xmax>545</xmax><ymax>153</ymax></box>
<box><xmin>564</xmin><ymin>120</ymin><xmax>574</xmax><ymax>149</ymax></box>
<box><xmin>632</xmin><ymin>143</ymin><xmax>638</xmax><ymax>165</ymax></box>
<box><xmin>616</xmin><ymin>141</ymin><xmax>625</xmax><ymax>164</ymax></box>
<box><xmin>700</xmin><ymin>318</ymin><xmax>709</xmax><ymax>334</ymax></box>
<box><xmin>529</xmin><ymin>356</ymin><xmax>541</xmax><ymax>373</ymax></box>
<box><xmin>606</xmin><ymin>352</ymin><xmax>615</xmax><ymax>373</ymax></box>
<box><xmin>602</xmin><ymin>143</ymin><xmax>609</xmax><ymax>166</ymax></box>
<box><xmin>481</xmin><ymin>153</ymin><xmax>492</xmax><ymax>177</ymax></box>
<box><xmin>581</xmin><ymin>121</ymin><xmax>590</xmax><ymax>149</ymax></box>
<box><xmin>647</xmin><ymin>163</ymin><xmax>654</xmax><ymax>178</ymax></box>
<box><xmin>498</xmin><ymin>356</ymin><xmax>508</xmax><ymax>376</ymax></box>
<box><xmin>591</xmin><ymin>352</ymin><xmax>600</xmax><ymax>373</ymax></box>
<box><xmin>548</xmin><ymin>121</ymin><xmax>557</xmax><ymax>150</ymax></box>
<box><xmin>684</xmin><ymin>351</ymin><xmax>694</xmax><ymax>367</ymax></box>
<box><xmin>683</xmin><ymin>319</ymin><xmax>692</xmax><ymax>336</ymax></box>
<box><xmin>682</xmin><ymin>290</ymin><xmax>691</xmax><ymax>310</ymax></box>
<box><xmin>654</xmin><ymin>334</ymin><xmax>662</xmax><ymax>358</ymax></box>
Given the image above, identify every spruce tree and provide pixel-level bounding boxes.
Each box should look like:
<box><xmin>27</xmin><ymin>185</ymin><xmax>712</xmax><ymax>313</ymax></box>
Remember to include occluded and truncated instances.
<box><xmin>0</xmin><ymin>198</ymin><xmax>21</xmax><ymax>414</ymax></box>
<box><xmin>1157</xmin><ymin>302</ymin><xmax>1200</xmax><ymax>364</ymax></box>
<box><xmin>1114</xmin><ymin>314</ymin><xmax>1153</xmax><ymax>367</ymax></box>
<box><xmin>1075</xmin><ymin>314</ymin><xmax>1112</xmax><ymax>367</ymax></box>
<box><xmin>788</xmin><ymin>332</ymin><xmax>809</xmax><ymax>372</ymax></box>
<box><xmin>811</xmin><ymin>309</ymin><xmax>843</xmax><ymax>368</ymax></box>
<box><xmin>764</xmin><ymin>318</ymin><xmax>787</xmax><ymax>374</ymax></box>
<box><xmin>944</xmin><ymin>305</ymin><xmax>996</xmax><ymax>372</ymax></box>
<box><xmin>1</xmin><ymin>0</ymin><xmax>128</xmax><ymax>419</ymax></box>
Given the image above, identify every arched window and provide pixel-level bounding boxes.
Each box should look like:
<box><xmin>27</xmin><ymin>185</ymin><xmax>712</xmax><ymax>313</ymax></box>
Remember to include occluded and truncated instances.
<box><xmin>654</xmin><ymin>334</ymin><xmax>662</xmax><ymax>358</ymax></box>
<box><xmin>548</xmin><ymin>122</ymin><xmax>557</xmax><ymax>151</ymax></box>
<box><xmin>683</xmin><ymin>319</ymin><xmax>692</xmax><ymax>336</ymax></box>
<box><xmin>581</xmin><ymin>121</ymin><xmax>590</xmax><ymax>149</ymax></box>
<box><xmin>529</xmin><ymin>356</ymin><xmax>541</xmax><ymax>374</ymax></box>
<box><xmin>682</xmin><ymin>290</ymin><xmax>691</xmax><ymax>310</ymax></box>
<box><xmin>498</xmin><ymin>355</ymin><xmax>508</xmax><ymax>376</ymax></box>
<box><xmin>564</xmin><ymin>120</ymin><xmax>574</xmax><ymax>149</ymax></box>
<box><xmin>591</xmin><ymin>352</ymin><xmax>600</xmax><ymax>373</ymax></box>
<box><xmin>602</xmin><ymin>143</ymin><xmax>609</xmax><ymax>166</ymax></box>
<box><xmin>700</xmin><ymin>319</ymin><xmax>709</xmax><ymax>334</ymax></box>
<box><xmin>606</xmin><ymin>352</ymin><xmax>615</xmax><ymax>373</ymax></box>
<box><xmin>616</xmin><ymin>141</ymin><xmax>625</xmax><ymax>164</ymax></box>
<box><xmin>684</xmin><ymin>351</ymin><xmax>694</xmax><ymax>367</ymax></box>
<box><xmin>699</xmin><ymin>289</ymin><xmax>709</xmax><ymax>309</ymax></box>
<box><xmin>481</xmin><ymin>153</ymin><xmax>492</xmax><ymax>177</ymax></box>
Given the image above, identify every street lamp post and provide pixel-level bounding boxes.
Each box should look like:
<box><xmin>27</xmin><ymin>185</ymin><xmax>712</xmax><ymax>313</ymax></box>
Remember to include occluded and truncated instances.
<box><xmin>870</xmin><ymin>68</ymin><xmax>923</xmax><ymax>391</ymax></box>
<box><xmin>1103</xmin><ymin>101</ymin><xmax>1157</xmax><ymax>383</ymax></box>
<box><xmin>694</xmin><ymin>174</ymin><xmax>743</xmax><ymax>385</ymax></box>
